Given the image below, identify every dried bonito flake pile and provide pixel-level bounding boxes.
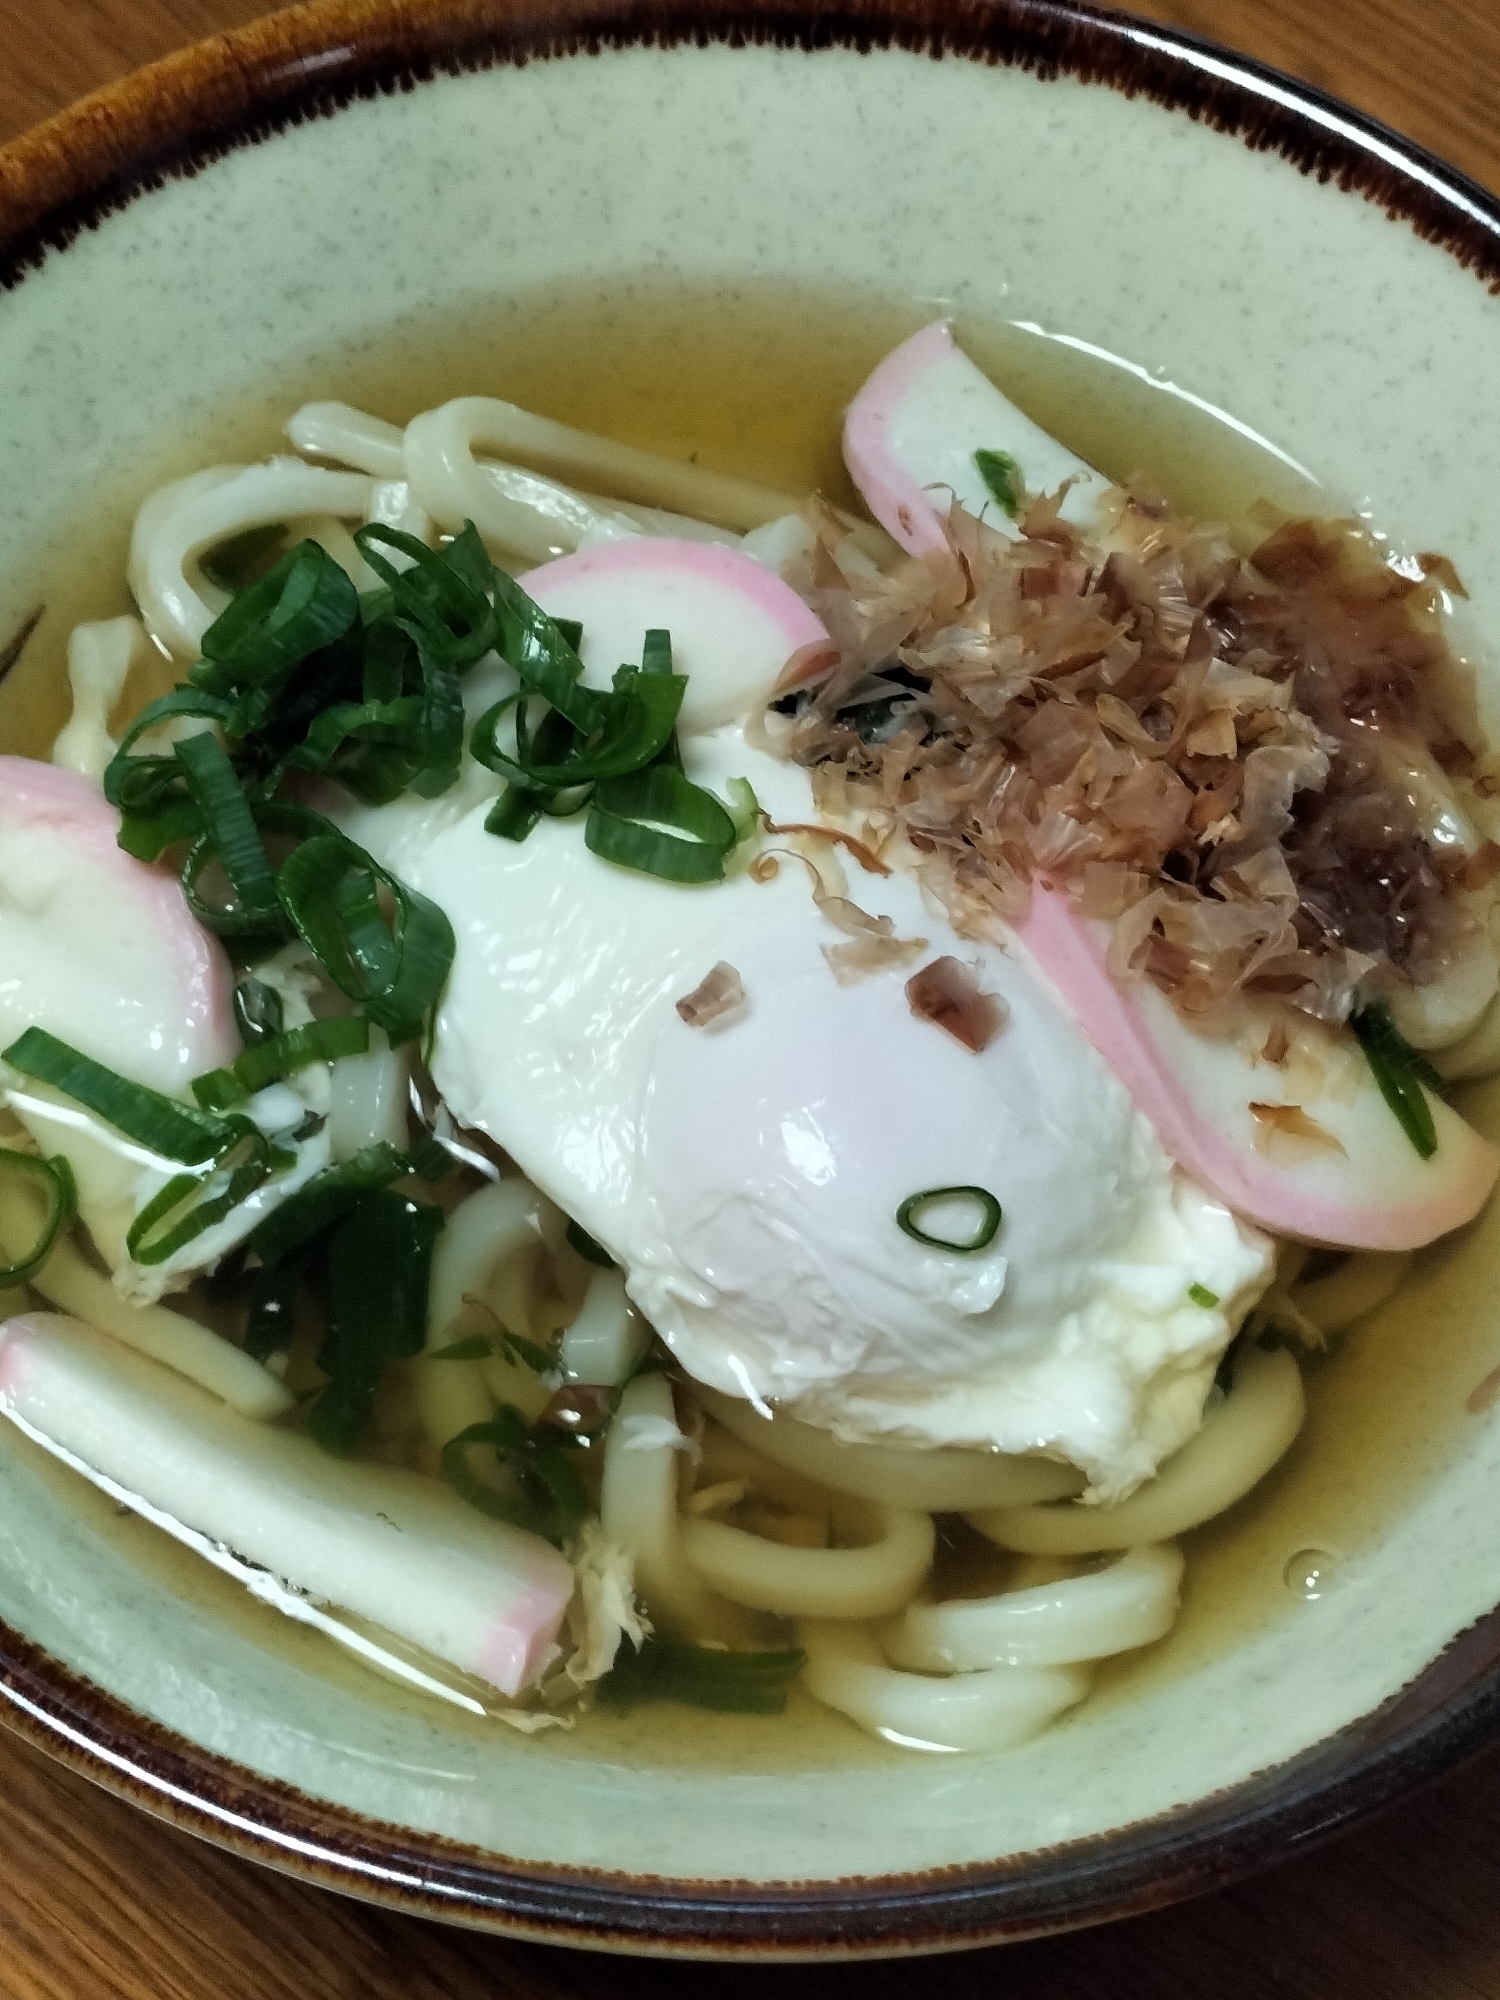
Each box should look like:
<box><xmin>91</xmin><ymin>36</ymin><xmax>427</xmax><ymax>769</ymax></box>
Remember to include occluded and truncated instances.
<box><xmin>775</xmin><ymin>486</ymin><xmax>1500</xmax><ymax>1030</ymax></box>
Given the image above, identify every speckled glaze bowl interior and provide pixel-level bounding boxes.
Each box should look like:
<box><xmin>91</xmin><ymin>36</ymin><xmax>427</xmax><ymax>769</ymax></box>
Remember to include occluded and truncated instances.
<box><xmin>3</xmin><ymin>0</ymin><xmax>1500</xmax><ymax>1958</ymax></box>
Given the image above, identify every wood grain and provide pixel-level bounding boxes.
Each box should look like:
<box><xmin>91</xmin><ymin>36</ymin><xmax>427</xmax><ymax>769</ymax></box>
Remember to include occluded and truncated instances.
<box><xmin>1</xmin><ymin>2</ymin><xmax>1499</xmax><ymax>1994</ymax></box>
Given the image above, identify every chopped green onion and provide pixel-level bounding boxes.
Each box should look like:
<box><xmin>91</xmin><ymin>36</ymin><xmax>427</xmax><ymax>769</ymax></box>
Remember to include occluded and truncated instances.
<box><xmin>479</xmin><ymin>701</ymin><xmax>583</xmax><ymax>842</ymax></box>
<box><xmin>244</xmin><ymin>1253</ymin><xmax>303</xmax><ymax>1360</ymax></box>
<box><xmin>354</xmin><ymin>522</ymin><xmax>502</xmax><ymax>673</ymax></box>
<box><xmin>599</xmin><ymin>1637</ymin><xmax>806</xmax><ymax>1715</ymax></box>
<box><xmin>3</xmin><ymin>1028</ymin><xmax>233</xmax><ymax>1165</ymax></box>
<box><xmin>566</xmin><ymin>1218</ymin><xmax>615</xmax><ymax>1267</ymax></box>
<box><xmin>470</xmin><ymin>669</ymin><xmax>685</xmax><ymax>790</ymax></box>
<box><xmin>115</xmin><ymin>800</ymin><xmax>210</xmax><ymax>864</ymax></box>
<box><xmin>484</xmin><ymin>785</ymin><xmax>546</xmax><ymax>843</ymax></box>
<box><xmin>974</xmin><ymin>448</ymin><xmax>1025</xmax><ymax>520</ymax></box>
<box><xmin>428</xmin><ymin>1331</ymin><xmax>554</xmax><ymax>1371</ymax></box>
<box><xmin>488</xmin><ymin>566</ymin><xmax>601</xmax><ymax>733</ymax></box>
<box><xmin>440</xmin><ymin>1407</ymin><xmax>589</xmax><ymax>1546</ymax></box>
<box><xmin>191</xmin><ymin>540</ymin><xmax>359</xmax><ymax>701</ymax></box>
<box><xmin>191</xmin><ymin>1016</ymin><xmax>370</xmax><ymax>1111</ymax></box>
<box><xmin>724</xmin><ymin>776</ymin><xmax>761</xmax><ymax>844</ymax></box>
<box><xmin>180</xmin><ymin>794</ymin><xmax>338</xmax><ymax>944</ymax></box>
<box><xmin>0</xmin><ymin>1150</ymin><xmax>77</xmax><ymax>1286</ymax></box>
<box><xmin>276</xmin><ymin>831</ymin><xmax>455</xmax><ymax>1045</ymax></box>
<box><xmin>242</xmin><ymin>1141</ymin><xmax>411</xmax><ymax>1268</ymax></box>
<box><xmin>1188</xmin><ymin>1283</ymin><xmax>1220</xmax><ymax>1308</ymax></box>
<box><xmin>233</xmin><ymin>978</ymin><xmax>285</xmax><ymax>1048</ymax></box>
<box><xmin>408</xmin><ymin>652</ymin><xmax>466</xmax><ymax>800</ymax></box>
<box><xmin>125</xmin><ymin>1126</ymin><xmax>294</xmax><ymax>1266</ymax></box>
<box><xmin>640</xmin><ymin>629</ymin><xmax>673</xmax><ymax>676</ymax></box>
<box><xmin>308</xmin><ymin>1188</ymin><xmax>444</xmax><ymax>1451</ymax></box>
<box><xmin>495</xmin><ymin>1328</ymin><xmax>556</xmax><ymax>1374</ymax></box>
<box><xmin>403</xmin><ymin>1135</ymin><xmax>456</xmax><ymax>1183</ymax></box>
<box><xmin>586</xmin><ymin>765</ymin><xmax>739</xmax><ymax>883</ymax></box>
<box><xmin>895</xmin><ymin>1185</ymin><xmax>1003</xmax><ymax>1253</ymax></box>
<box><xmin>1350</xmin><ymin>1003</ymin><xmax>1442</xmax><ymax>1159</ymax></box>
<box><xmin>174</xmin><ymin>730</ymin><xmax>281</xmax><ymax>928</ymax></box>
<box><xmin>103</xmin><ymin>689</ymin><xmax>234</xmax><ymax>856</ymax></box>
<box><xmin>427</xmin><ymin>1334</ymin><xmax>502</xmax><ymax>1362</ymax></box>
<box><xmin>198</xmin><ymin>523</ymin><xmax>287</xmax><ymax>595</ymax></box>
<box><xmin>104</xmin><ymin>689</ymin><xmax>233</xmax><ymax>808</ymax></box>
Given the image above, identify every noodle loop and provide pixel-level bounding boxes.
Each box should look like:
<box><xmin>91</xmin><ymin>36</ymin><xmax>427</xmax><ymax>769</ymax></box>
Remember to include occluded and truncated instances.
<box><xmin>883</xmin><ymin>1544</ymin><xmax>1183</xmax><ymax>1672</ymax></box>
<box><xmin>801</xmin><ymin>1622</ymin><xmax>1089</xmax><ymax>1753</ymax></box>
<box><xmin>699</xmin><ymin>1385</ymin><xmax>1082</xmax><ymax>1511</ymax></box>
<box><xmin>681</xmin><ymin>1494</ymin><xmax>934</xmax><ymax>1619</ymax></box>
<box><xmin>970</xmin><ymin>1345</ymin><xmax>1304</xmax><ymax>1555</ymax></box>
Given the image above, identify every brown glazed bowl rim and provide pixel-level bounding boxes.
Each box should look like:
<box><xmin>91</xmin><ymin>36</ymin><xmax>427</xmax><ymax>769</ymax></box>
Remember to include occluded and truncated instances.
<box><xmin>4</xmin><ymin>0</ymin><xmax>1500</xmax><ymax>1957</ymax></box>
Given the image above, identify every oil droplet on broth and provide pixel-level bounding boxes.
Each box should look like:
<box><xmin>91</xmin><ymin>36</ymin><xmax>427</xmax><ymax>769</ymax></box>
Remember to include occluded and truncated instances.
<box><xmin>1284</xmin><ymin>1548</ymin><xmax>1340</xmax><ymax>1602</ymax></box>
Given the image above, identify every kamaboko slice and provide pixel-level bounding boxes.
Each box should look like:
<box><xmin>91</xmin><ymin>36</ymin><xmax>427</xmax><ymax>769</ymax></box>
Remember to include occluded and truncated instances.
<box><xmin>842</xmin><ymin>320</ymin><xmax>1115</xmax><ymax>556</ymax></box>
<box><xmin>520</xmin><ymin>538</ymin><xmax>829</xmax><ymax>736</ymax></box>
<box><xmin>0</xmin><ymin>1312</ymin><xmax>575</xmax><ymax>1697</ymax></box>
<box><xmin>1016</xmin><ymin>885</ymin><xmax>1498</xmax><ymax>1249</ymax></box>
<box><xmin>0</xmin><ymin>756</ymin><xmax>238</xmax><ymax>1093</ymax></box>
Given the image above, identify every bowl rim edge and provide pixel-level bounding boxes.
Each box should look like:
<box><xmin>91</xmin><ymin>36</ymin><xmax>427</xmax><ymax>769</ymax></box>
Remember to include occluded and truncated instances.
<box><xmin>3</xmin><ymin>0</ymin><xmax>1500</xmax><ymax>1954</ymax></box>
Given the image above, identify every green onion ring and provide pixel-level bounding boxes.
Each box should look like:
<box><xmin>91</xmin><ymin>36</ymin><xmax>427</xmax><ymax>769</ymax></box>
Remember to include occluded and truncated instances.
<box><xmin>275</xmin><ymin>830</ymin><xmax>455</xmax><ymax>1045</ymax></box>
<box><xmin>174</xmin><ymin>729</ymin><xmax>282</xmax><ymax>928</ymax></box>
<box><xmin>585</xmin><ymin>765</ymin><xmax>738</xmax><ymax>883</ymax></box>
<box><xmin>192</xmin><ymin>1016</ymin><xmax>370</xmax><ymax>1111</ymax></box>
<box><xmin>0</xmin><ymin>1150</ymin><xmax>77</xmax><ymax>1287</ymax></box>
<box><xmin>125</xmin><ymin>1124</ymin><xmax>296</xmax><ymax>1266</ymax></box>
<box><xmin>3</xmin><ymin>1028</ymin><xmax>234</xmax><ymax>1166</ymax></box>
<box><xmin>894</xmin><ymin>1185</ymin><xmax>1003</xmax><ymax>1253</ymax></box>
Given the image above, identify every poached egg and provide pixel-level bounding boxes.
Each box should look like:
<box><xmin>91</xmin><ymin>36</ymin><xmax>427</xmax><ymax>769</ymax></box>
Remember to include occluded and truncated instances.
<box><xmin>342</xmin><ymin>543</ymin><xmax>1272</xmax><ymax>1498</ymax></box>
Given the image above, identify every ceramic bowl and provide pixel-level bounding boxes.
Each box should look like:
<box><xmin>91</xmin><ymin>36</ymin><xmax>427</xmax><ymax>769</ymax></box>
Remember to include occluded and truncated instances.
<box><xmin>3</xmin><ymin>0</ymin><xmax>1500</xmax><ymax>1959</ymax></box>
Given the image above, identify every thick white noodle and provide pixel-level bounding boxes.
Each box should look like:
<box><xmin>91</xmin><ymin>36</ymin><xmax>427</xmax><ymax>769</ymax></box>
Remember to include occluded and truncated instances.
<box><xmin>364</xmin><ymin>478</ymin><xmax>435</xmax><ymax>556</ymax></box>
<box><xmin>129</xmin><ymin>461</ymin><xmax>374</xmax><ymax>656</ymax></box>
<box><xmin>417</xmin><ymin>1177</ymin><xmax>553</xmax><ymax>1446</ymax></box>
<box><xmin>52</xmin><ymin>617</ymin><xmax>145</xmax><ymax>780</ymax></box>
<box><xmin>293</xmin><ymin>397</ymin><xmax>736</xmax><ymax>563</ymax></box>
<box><xmin>426</xmin><ymin>1177</ymin><xmax>548</xmax><ymax>1346</ymax></box>
<box><xmin>600</xmin><ymin>1372</ymin><xmax>728</xmax><ymax>1636</ymax></box>
<box><xmin>800</xmin><ymin>1622</ymin><xmax>1090</xmax><ymax>1753</ymax></box>
<box><xmin>1275</xmin><ymin>1241</ymin><xmax>1310</xmax><ymax>1289</ymax></box>
<box><xmin>1389</xmin><ymin>933</ymin><xmax>1500</xmax><ymax>1050</ymax></box>
<box><xmin>970</xmin><ymin>1345</ymin><xmax>1305</xmax><ymax>1555</ymax></box>
<box><xmin>1434</xmin><ymin>993</ymin><xmax>1500</xmax><ymax>1080</ymax></box>
<box><xmin>692</xmin><ymin>1424</ymin><xmax>856</xmax><ymax>1528</ymax></box>
<box><xmin>287</xmin><ymin>402</ymin><xmax>408</xmax><ymax>479</ymax></box>
<box><xmin>403</xmin><ymin>395</ymin><xmax>798</xmax><ymax>541</ymax></box>
<box><xmin>882</xmin><ymin>1544</ymin><xmax>1184</xmax><ymax>1672</ymax></box>
<box><xmin>696</xmin><ymin>1417</ymin><xmax>854</xmax><ymax>1514</ymax></box>
<box><xmin>680</xmin><ymin>1495</ymin><xmax>934</xmax><ymax>1619</ymax></box>
<box><xmin>302</xmin><ymin>516</ymin><xmax>380</xmax><ymax>595</ymax></box>
<box><xmin>327</xmin><ymin>1032</ymin><xmax>411</xmax><ymax>1162</ymax></box>
<box><xmin>697</xmin><ymin>1385</ymin><xmax>1082</xmax><ymax>1510</ymax></box>
<box><xmin>0</xmin><ymin>1187</ymin><xmax>290</xmax><ymax>1420</ymax></box>
<box><xmin>557</xmin><ymin>1269</ymin><xmax>649</xmax><ymax>1387</ymax></box>
<box><xmin>1290</xmin><ymin>1250</ymin><xmax>1412</xmax><ymax>1334</ymax></box>
<box><xmin>282</xmin><ymin>406</ymin><xmax>436</xmax><ymax>557</ymax></box>
<box><xmin>403</xmin><ymin>406</ymin><xmax>737</xmax><ymax>563</ymax></box>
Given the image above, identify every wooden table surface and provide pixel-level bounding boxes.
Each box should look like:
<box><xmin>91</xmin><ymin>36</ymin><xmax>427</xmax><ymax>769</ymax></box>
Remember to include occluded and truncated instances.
<box><xmin>2</xmin><ymin>3</ymin><xmax>1499</xmax><ymax>1994</ymax></box>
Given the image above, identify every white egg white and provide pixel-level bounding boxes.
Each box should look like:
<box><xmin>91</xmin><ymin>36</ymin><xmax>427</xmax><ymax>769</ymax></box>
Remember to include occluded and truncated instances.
<box><xmin>344</xmin><ymin>714</ymin><xmax>1272</xmax><ymax>1498</ymax></box>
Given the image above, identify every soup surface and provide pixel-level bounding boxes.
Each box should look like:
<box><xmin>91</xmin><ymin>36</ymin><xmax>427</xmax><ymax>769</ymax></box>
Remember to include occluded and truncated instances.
<box><xmin>2</xmin><ymin>276</ymin><xmax>1497</xmax><ymax>1770</ymax></box>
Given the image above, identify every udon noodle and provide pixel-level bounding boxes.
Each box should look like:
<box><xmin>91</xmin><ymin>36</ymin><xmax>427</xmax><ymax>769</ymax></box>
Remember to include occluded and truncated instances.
<box><xmin>1</xmin><ymin>335</ymin><xmax>1496</xmax><ymax>1756</ymax></box>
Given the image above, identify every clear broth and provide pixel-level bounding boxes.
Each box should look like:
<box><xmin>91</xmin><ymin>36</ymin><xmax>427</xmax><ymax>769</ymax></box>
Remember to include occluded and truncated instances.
<box><xmin>3</xmin><ymin>275</ymin><xmax>1496</xmax><ymax>1769</ymax></box>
